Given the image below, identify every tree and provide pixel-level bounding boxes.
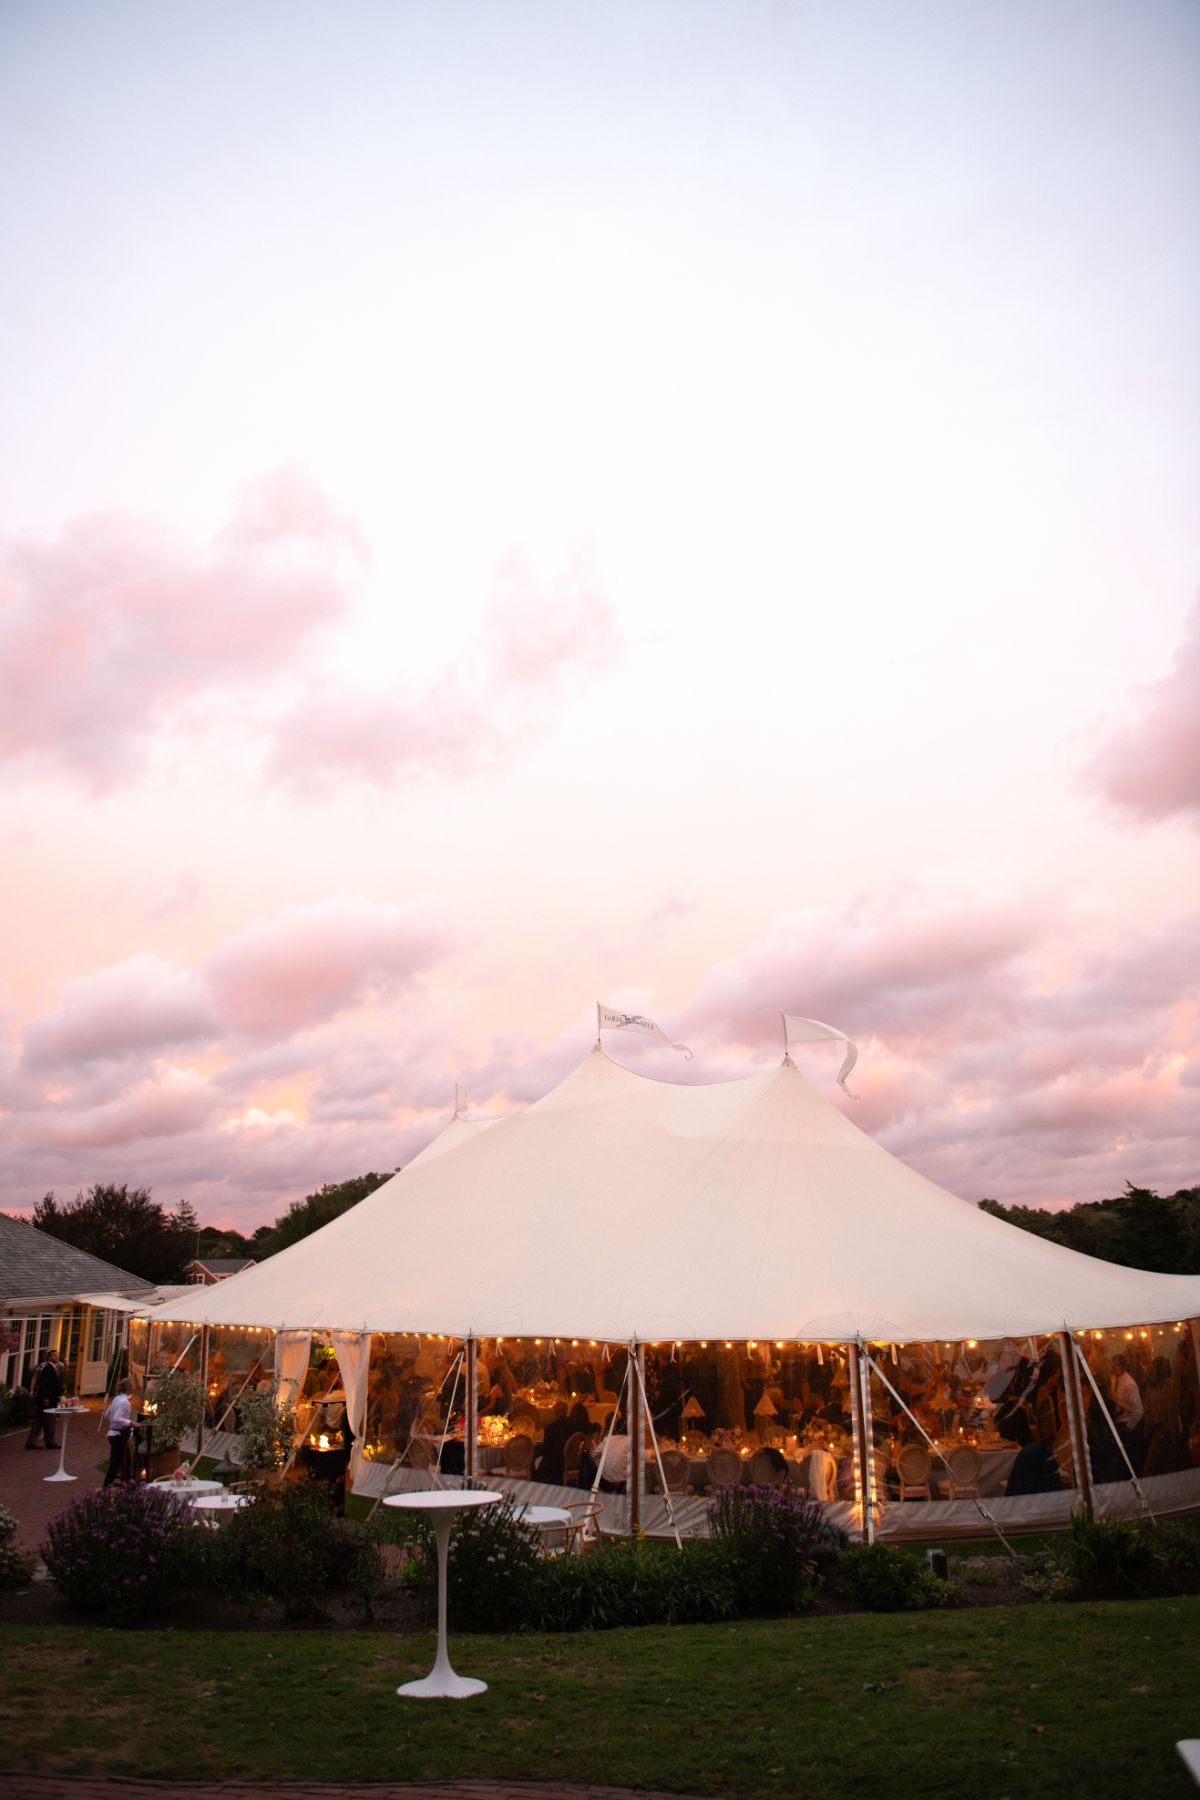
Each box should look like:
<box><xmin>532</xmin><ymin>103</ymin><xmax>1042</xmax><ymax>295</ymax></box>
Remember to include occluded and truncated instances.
<box><xmin>32</xmin><ymin>1184</ymin><xmax>196</xmax><ymax>1284</ymax></box>
<box><xmin>979</xmin><ymin>1184</ymin><xmax>1199</xmax><ymax>1274</ymax></box>
<box><xmin>252</xmin><ymin>1171</ymin><xmax>395</xmax><ymax>1260</ymax></box>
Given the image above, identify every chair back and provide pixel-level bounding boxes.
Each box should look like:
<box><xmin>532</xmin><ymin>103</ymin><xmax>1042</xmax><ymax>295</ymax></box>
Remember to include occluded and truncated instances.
<box><xmin>503</xmin><ymin>1433</ymin><xmax>535</xmax><ymax>1475</ymax></box>
<box><xmin>400</xmin><ymin>1437</ymin><xmax>432</xmax><ymax>1469</ymax></box>
<box><xmin>945</xmin><ymin>1446</ymin><xmax>981</xmax><ymax>1486</ymax></box>
<box><xmin>657</xmin><ymin>1448</ymin><xmax>691</xmax><ymax>1493</ymax></box>
<box><xmin>509</xmin><ymin>1411</ymin><xmax>539</xmax><ymax>1438</ymax></box>
<box><xmin>563</xmin><ymin>1430</ymin><xmax>584</xmax><ymax>1486</ymax></box>
<box><xmin>897</xmin><ymin>1444</ymin><xmax>932</xmax><ymax>1483</ymax></box>
<box><xmin>706</xmin><ymin>1447</ymin><xmax>743</xmax><ymax>1491</ymax></box>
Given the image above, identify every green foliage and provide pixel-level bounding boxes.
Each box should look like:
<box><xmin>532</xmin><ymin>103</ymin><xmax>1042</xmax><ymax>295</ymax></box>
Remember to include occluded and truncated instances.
<box><xmin>838</xmin><ymin>1542</ymin><xmax>950</xmax><ymax>1611</ymax></box>
<box><xmin>235</xmin><ymin>1385</ymin><xmax>296</xmax><ymax>1473</ymax></box>
<box><xmin>41</xmin><ymin>1483</ymin><xmax>199</xmax><ymax>1624</ymax></box>
<box><xmin>708</xmin><ymin>1484</ymin><xmax>845</xmax><ymax>1614</ymax></box>
<box><xmin>0</xmin><ymin>1502</ymin><xmax>35</xmax><ymax>1591</ymax></box>
<box><xmin>211</xmin><ymin>1483</ymin><xmax>382</xmax><ymax>1620</ymax></box>
<box><xmin>979</xmin><ymin>1183</ymin><xmax>1200</xmax><ymax>1274</ymax></box>
<box><xmin>1065</xmin><ymin>1510</ymin><xmax>1155</xmax><ymax>1597</ymax></box>
<box><xmin>32</xmin><ymin>1183</ymin><xmax>196</xmax><ymax>1283</ymax></box>
<box><xmin>0</xmin><ymin>1384</ymin><xmax>33</xmax><ymax>1428</ymax></box>
<box><xmin>533</xmin><ymin>1537</ymin><xmax>740</xmax><ymax>1630</ymax></box>
<box><xmin>144</xmin><ymin>1367</ymin><xmax>206</xmax><ymax>1451</ymax></box>
<box><xmin>252</xmin><ymin>1171</ymin><xmax>394</xmax><ymax>1259</ymax></box>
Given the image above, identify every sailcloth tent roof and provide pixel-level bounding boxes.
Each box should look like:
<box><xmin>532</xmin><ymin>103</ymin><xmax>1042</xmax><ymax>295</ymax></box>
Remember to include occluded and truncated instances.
<box><xmin>142</xmin><ymin>1047</ymin><xmax>1200</xmax><ymax>1343</ymax></box>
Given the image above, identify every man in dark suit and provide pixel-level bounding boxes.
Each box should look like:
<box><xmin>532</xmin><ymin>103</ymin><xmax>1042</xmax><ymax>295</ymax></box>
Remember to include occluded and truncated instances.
<box><xmin>26</xmin><ymin>1350</ymin><xmax>63</xmax><ymax>1450</ymax></box>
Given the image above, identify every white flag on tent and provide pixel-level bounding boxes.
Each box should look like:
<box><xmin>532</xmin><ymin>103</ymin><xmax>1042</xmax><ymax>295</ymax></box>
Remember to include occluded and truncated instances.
<box><xmin>782</xmin><ymin>1015</ymin><xmax>859</xmax><ymax>1096</ymax></box>
<box><xmin>599</xmin><ymin>1005</ymin><xmax>693</xmax><ymax>1060</ymax></box>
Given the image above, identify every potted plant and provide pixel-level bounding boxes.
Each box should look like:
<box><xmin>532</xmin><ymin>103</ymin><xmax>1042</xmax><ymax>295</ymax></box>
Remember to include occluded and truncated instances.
<box><xmin>142</xmin><ymin>1368</ymin><xmax>205</xmax><ymax>1478</ymax></box>
<box><xmin>237</xmin><ymin>1384</ymin><xmax>297</xmax><ymax>1486</ymax></box>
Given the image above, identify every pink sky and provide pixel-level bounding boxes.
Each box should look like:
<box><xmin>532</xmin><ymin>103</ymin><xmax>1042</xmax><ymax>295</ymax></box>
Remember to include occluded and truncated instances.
<box><xmin>1</xmin><ymin>3</ymin><xmax>1197</xmax><ymax>1231</ymax></box>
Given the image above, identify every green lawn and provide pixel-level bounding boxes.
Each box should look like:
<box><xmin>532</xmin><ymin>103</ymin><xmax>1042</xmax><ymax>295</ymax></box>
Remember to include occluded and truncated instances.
<box><xmin>1</xmin><ymin>1599</ymin><xmax>1196</xmax><ymax>1797</ymax></box>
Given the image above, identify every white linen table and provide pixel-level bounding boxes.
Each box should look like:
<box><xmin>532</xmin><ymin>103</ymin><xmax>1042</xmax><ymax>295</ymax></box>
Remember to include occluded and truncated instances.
<box><xmin>43</xmin><ymin>1406</ymin><xmax>88</xmax><ymax>1483</ymax></box>
<box><xmin>384</xmin><ymin>1489</ymin><xmax>501</xmax><ymax>1698</ymax></box>
<box><xmin>151</xmin><ymin>1477</ymin><xmax>225</xmax><ymax>1501</ymax></box>
<box><xmin>192</xmin><ymin>1492</ymin><xmax>251</xmax><ymax>1525</ymax></box>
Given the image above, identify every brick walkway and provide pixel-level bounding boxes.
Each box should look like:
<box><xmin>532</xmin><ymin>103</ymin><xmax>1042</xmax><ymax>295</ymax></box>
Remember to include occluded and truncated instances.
<box><xmin>1</xmin><ymin>1782</ymin><xmax>709</xmax><ymax>1800</ymax></box>
<box><xmin>1</xmin><ymin>1421</ymin><xmax>108</xmax><ymax>1553</ymax></box>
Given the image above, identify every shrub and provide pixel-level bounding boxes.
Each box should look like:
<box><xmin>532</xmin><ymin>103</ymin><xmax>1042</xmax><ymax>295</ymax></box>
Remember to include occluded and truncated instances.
<box><xmin>533</xmin><ymin>1536</ymin><xmax>739</xmax><ymax>1631</ymax></box>
<box><xmin>211</xmin><ymin>1482</ymin><xmax>379</xmax><ymax>1619</ymax></box>
<box><xmin>0</xmin><ymin>1385</ymin><xmax>32</xmax><ymax>1429</ymax></box>
<box><xmin>236</xmin><ymin>1386</ymin><xmax>296</xmax><ymax>1475</ymax></box>
<box><xmin>1065</xmin><ymin>1509</ymin><xmax>1156</xmax><ymax>1598</ymax></box>
<box><xmin>143</xmin><ymin>1368</ymin><xmax>205</xmax><ymax>1451</ymax></box>
<box><xmin>0</xmin><ymin>1502</ymin><xmax>35</xmax><ymax>1591</ymax></box>
<box><xmin>398</xmin><ymin>1494</ymin><xmax>546</xmax><ymax>1632</ymax></box>
<box><xmin>41</xmin><ymin>1483</ymin><xmax>199</xmax><ymax>1624</ymax></box>
<box><xmin>1148</xmin><ymin>1516</ymin><xmax>1200</xmax><ymax>1595</ymax></box>
<box><xmin>708</xmin><ymin>1485</ymin><xmax>843</xmax><ymax>1614</ymax></box>
<box><xmin>839</xmin><ymin>1542</ymin><xmax>950</xmax><ymax>1611</ymax></box>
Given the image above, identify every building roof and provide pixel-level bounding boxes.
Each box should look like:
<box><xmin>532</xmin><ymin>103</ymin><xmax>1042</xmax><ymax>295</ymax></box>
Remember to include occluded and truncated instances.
<box><xmin>141</xmin><ymin>1047</ymin><xmax>1200</xmax><ymax>1341</ymax></box>
<box><xmin>185</xmin><ymin>1258</ymin><xmax>256</xmax><ymax>1275</ymax></box>
<box><xmin>0</xmin><ymin>1213</ymin><xmax>153</xmax><ymax>1304</ymax></box>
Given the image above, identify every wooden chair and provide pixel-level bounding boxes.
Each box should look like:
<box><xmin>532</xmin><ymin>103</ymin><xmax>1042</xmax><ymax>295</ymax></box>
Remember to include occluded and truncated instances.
<box><xmin>564</xmin><ymin>1499</ymin><xmax>604</xmax><ymax>1550</ymax></box>
<box><xmin>656</xmin><ymin>1449</ymin><xmax>692</xmax><ymax>1494</ymax></box>
<box><xmin>945</xmin><ymin>1446</ymin><xmax>981</xmax><ymax>1498</ymax></box>
<box><xmin>706</xmin><ymin>1448</ymin><xmax>743</xmax><ymax>1492</ymax></box>
<box><xmin>497</xmin><ymin>1432</ymin><xmax>535</xmax><ymax>1479</ymax></box>
<box><xmin>896</xmin><ymin>1443</ymin><xmax>932</xmax><ymax>1501</ymax></box>
<box><xmin>399</xmin><ymin>1437</ymin><xmax>432</xmax><ymax>1469</ymax></box>
<box><xmin>562</xmin><ymin>1430</ymin><xmax>585</xmax><ymax>1486</ymax></box>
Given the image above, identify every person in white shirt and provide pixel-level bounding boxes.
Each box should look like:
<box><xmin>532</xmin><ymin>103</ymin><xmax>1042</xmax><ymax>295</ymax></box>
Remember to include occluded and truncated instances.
<box><xmin>1110</xmin><ymin>1355</ymin><xmax>1146</xmax><ymax>1474</ymax></box>
<box><xmin>101</xmin><ymin>1379</ymin><xmax>136</xmax><ymax>1486</ymax></box>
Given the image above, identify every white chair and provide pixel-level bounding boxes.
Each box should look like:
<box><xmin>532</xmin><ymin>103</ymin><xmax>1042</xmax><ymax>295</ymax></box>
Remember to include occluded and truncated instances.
<box><xmin>944</xmin><ymin>1445</ymin><xmax>981</xmax><ymax>1498</ymax></box>
<box><xmin>896</xmin><ymin>1443</ymin><xmax>932</xmax><ymax>1501</ymax></box>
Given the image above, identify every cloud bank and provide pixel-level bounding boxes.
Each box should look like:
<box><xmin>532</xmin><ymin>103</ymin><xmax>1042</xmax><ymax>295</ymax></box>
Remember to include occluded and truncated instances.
<box><xmin>1086</xmin><ymin>598</ymin><xmax>1200</xmax><ymax>826</ymax></box>
<box><xmin>3</xmin><ymin>890</ymin><xmax>1195</xmax><ymax>1231</ymax></box>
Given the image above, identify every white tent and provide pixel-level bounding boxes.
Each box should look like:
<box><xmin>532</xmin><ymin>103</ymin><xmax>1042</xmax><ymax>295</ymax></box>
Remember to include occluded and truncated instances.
<box><xmin>141</xmin><ymin>1046</ymin><xmax>1200</xmax><ymax>1341</ymax></box>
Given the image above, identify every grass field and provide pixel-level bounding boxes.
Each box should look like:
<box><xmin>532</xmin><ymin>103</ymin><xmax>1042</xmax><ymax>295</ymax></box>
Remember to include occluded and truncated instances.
<box><xmin>1</xmin><ymin>1598</ymin><xmax>1196</xmax><ymax>1798</ymax></box>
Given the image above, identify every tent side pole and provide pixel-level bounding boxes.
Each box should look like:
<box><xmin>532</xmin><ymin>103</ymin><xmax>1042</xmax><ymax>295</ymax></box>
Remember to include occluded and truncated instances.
<box><xmin>629</xmin><ymin>1341</ymin><xmax>642</xmax><ymax>1535</ymax></box>
<box><xmin>465</xmin><ymin>1337</ymin><xmax>477</xmax><ymax>1482</ymax></box>
<box><xmin>848</xmin><ymin>1341</ymin><xmax>875</xmax><ymax>1545</ymax></box>
<box><xmin>196</xmin><ymin>1325</ymin><xmax>209</xmax><ymax>1458</ymax></box>
<box><xmin>1059</xmin><ymin>1331</ymin><xmax>1092</xmax><ymax>1516</ymax></box>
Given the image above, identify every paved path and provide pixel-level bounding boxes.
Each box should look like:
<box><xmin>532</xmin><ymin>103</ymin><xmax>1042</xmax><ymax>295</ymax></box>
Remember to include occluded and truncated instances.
<box><xmin>1</xmin><ymin>1421</ymin><xmax>108</xmax><ymax>1553</ymax></box>
<box><xmin>2</xmin><ymin>1782</ymin><xmax>710</xmax><ymax>1800</ymax></box>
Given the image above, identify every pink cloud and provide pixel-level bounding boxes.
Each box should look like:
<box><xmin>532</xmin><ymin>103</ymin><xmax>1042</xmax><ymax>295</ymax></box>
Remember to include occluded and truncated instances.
<box><xmin>0</xmin><ymin>478</ymin><xmax>355</xmax><ymax>788</ymax></box>
<box><xmin>22</xmin><ymin>955</ymin><xmax>217</xmax><ymax>1072</ymax></box>
<box><xmin>32</xmin><ymin>1067</ymin><xmax>220</xmax><ymax>1151</ymax></box>
<box><xmin>203</xmin><ymin>896</ymin><xmax>447</xmax><ymax>1035</ymax></box>
<box><xmin>265</xmin><ymin>569</ymin><xmax>620</xmax><ymax>796</ymax></box>
<box><xmin>1085</xmin><ymin>598</ymin><xmax>1200</xmax><ymax>825</ymax></box>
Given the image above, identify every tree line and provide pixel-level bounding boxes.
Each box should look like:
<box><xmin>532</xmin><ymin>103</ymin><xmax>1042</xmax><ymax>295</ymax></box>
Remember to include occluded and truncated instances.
<box><xmin>20</xmin><ymin>1171</ymin><xmax>395</xmax><ymax>1284</ymax></box>
<box><xmin>978</xmin><ymin>1184</ymin><xmax>1200</xmax><ymax>1275</ymax></box>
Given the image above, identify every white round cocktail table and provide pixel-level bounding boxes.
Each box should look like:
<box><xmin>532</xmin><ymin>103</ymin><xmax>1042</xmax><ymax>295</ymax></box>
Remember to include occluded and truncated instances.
<box><xmin>383</xmin><ymin>1489</ymin><xmax>501</xmax><ymax>1699</ymax></box>
<box><xmin>43</xmin><ymin>1406</ymin><xmax>88</xmax><ymax>1483</ymax></box>
<box><xmin>192</xmin><ymin>1492</ymin><xmax>250</xmax><ymax>1525</ymax></box>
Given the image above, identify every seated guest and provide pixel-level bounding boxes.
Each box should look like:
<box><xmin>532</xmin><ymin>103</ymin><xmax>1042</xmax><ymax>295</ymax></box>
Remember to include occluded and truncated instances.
<box><xmin>532</xmin><ymin>1402</ymin><xmax>573</xmax><ymax>1485</ymax></box>
<box><xmin>1006</xmin><ymin>1420</ymin><xmax>1063</xmax><ymax>1496</ymax></box>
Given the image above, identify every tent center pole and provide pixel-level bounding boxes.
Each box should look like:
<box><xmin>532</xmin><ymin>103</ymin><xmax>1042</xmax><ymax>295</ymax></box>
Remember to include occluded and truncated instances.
<box><xmin>1059</xmin><ymin>1331</ymin><xmax>1093</xmax><ymax>1516</ymax></box>
<box><xmin>848</xmin><ymin>1342</ymin><xmax>876</xmax><ymax>1545</ymax></box>
<box><xmin>197</xmin><ymin>1325</ymin><xmax>209</xmax><ymax>1458</ymax></box>
<box><xmin>465</xmin><ymin>1337</ymin><xmax>477</xmax><ymax>1482</ymax></box>
<box><xmin>629</xmin><ymin>1341</ymin><xmax>642</xmax><ymax>1534</ymax></box>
